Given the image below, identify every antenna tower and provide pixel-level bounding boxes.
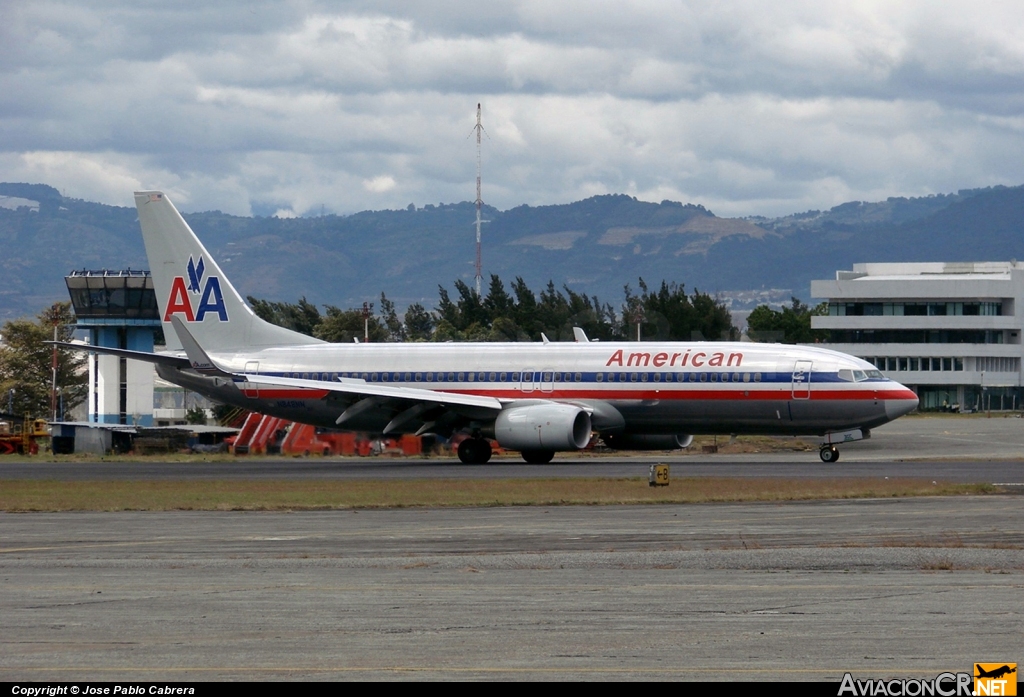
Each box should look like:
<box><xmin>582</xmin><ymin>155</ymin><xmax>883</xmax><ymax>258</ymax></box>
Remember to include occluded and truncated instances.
<box><xmin>473</xmin><ymin>103</ymin><xmax>484</xmax><ymax>296</ymax></box>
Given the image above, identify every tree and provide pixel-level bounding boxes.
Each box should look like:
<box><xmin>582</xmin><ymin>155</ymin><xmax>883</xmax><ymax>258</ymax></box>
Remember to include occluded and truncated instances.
<box><xmin>623</xmin><ymin>279</ymin><xmax>734</xmax><ymax>341</ymax></box>
<box><xmin>247</xmin><ymin>296</ymin><xmax>322</xmax><ymax>337</ymax></box>
<box><xmin>404</xmin><ymin>303</ymin><xmax>435</xmax><ymax>341</ymax></box>
<box><xmin>747</xmin><ymin>297</ymin><xmax>829</xmax><ymax>343</ymax></box>
<box><xmin>0</xmin><ymin>303</ymin><xmax>87</xmax><ymax>419</ymax></box>
<box><xmin>315</xmin><ymin>305</ymin><xmax>388</xmax><ymax>343</ymax></box>
<box><xmin>379</xmin><ymin>293</ymin><xmax>405</xmax><ymax>342</ymax></box>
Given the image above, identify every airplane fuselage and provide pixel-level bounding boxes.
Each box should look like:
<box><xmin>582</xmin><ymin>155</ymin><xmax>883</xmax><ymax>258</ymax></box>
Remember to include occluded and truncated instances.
<box><xmin>159</xmin><ymin>340</ymin><xmax>917</xmax><ymax>437</ymax></box>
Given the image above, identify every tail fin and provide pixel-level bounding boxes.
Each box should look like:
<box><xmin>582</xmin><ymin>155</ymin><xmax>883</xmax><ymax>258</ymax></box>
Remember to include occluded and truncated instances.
<box><xmin>134</xmin><ymin>191</ymin><xmax>322</xmax><ymax>351</ymax></box>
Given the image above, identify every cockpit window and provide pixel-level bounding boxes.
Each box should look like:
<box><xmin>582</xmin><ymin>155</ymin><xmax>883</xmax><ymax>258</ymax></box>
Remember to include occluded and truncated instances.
<box><xmin>853</xmin><ymin>370</ymin><xmax>868</xmax><ymax>381</ymax></box>
<box><xmin>866</xmin><ymin>370</ymin><xmax>883</xmax><ymax>379</ymax></box>
<box><xmin>837</xmin><ymin>369</ymin><xmax>854</xmax><ymax>382</ymax></box>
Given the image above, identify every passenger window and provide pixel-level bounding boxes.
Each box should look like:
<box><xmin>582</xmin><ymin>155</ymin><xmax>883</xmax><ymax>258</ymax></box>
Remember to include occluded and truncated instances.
<box><xmin>575</xmin><ymin>372</ymin><xmax>582</xmax><ymax>382</ymax></box>
<box><xmin>414</xmin><ymin>373</ymin><xmax>421</xmax><ymax>382</ymax></box>
<box><xmin>458</xmin><ymin>373</ymin><xmax>464</xmax><ymax>381</ymax></box>
<box><xmin>447</xmin><ymin>372</ymin><xmax>454</xmax><ymax>382</ymax></box>
<box><xmin>641</xmin><ymin>373</ymin><xmax>648</xmax><ymax>382</ymax></box>
<box><xmin>511</xmin><ymin>372</ymin><xmax>519</xmax><ymax>381</ymax></box>
<box><xmin>489</xmin><ymin>372</ymin><xmax>497</xmax><ymax>382</ymax></box>
<box><xmin>743</xmin><ymin>373</ymin><xmax>750</xmax><ymax>383</ymax></box>
<box><xmin>754</xmin><ymin>373</ymin><xmax>761</xmax><ymax>382</ymax></box>
<box><xmin>653</xmin><ymin>373</ymin><xmax>661</xmax><ymax>382</ymax></box>
<box><xmin>688</xmin><ymin>373</ymin><xmax>696</xmax><ymax>382</ymax></box>
<box><xmin>630</xmin><ymin>373</ymin><xmax>637</xmax><ymax>382</ymax></box>
<box><xmin>596</xmin><ymin>373</ymin><xmax>604</xmax><ymax>382</ymax></box>
<box><xmin>722</xmin><ymin>373</ymin><xmax>729</xmax><ymax>382</ymax></box>
<box><xmin>500</xmin><ymin>372</ymin><xmax>507</xmax><ymax>381</ymax></box>
<box><xmin>426</xmin><ymin>373</ymin><xmax>433</xmax><ymax>382</ymax></box>
<box><xmin>700</xmin><ymin>373</ymin><xmax>707</xmax><ymax>382</ymax></box>
<box><xmin>543</xmin><ymin>372</ymin><xmax>552</xmax><ymax>381</ymax></box>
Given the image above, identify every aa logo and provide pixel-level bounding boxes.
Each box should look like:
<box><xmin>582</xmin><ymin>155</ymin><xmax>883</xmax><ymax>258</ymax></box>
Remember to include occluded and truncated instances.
<box><xmin>974</xmin><ymin>664</ymin><xmax>1017</xmax><ymax>696</ymax></box>
<box><xmin>164</xmin><ymin>255</ymin><xmax>228</xmax><ymax>322</ymax></box>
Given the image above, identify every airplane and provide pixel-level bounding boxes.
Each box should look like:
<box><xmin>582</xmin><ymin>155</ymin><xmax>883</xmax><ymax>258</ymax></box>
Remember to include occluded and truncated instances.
<box><xmin>57</xmin><ymin>191</ymin><xmax>919</xmax><ymax>464</ymax></box>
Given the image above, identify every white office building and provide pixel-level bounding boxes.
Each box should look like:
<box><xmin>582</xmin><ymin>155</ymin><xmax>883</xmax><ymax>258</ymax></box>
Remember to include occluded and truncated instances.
<box><xmin>811</xmin><ymin>262</ymin><xmax>1023</xmax><ymax>411</ymax></box>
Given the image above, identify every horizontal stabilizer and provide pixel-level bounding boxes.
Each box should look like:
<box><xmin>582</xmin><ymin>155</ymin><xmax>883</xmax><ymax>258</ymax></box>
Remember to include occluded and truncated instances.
<box><xmin>170</xmin><ymin>316</ymin><xmax>231</xmax><ymax>375</ymax></box>
<box><xmin>47</xmin><ymin>341</ymin><xmax>190</xmax><ymax>369</ymax></box>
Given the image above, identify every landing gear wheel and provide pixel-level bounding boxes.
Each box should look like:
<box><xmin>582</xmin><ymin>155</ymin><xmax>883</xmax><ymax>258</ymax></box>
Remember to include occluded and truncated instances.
<box><xmin>819</xmin><ymin>446</ymin><xmax>839</xmax><ymax>463</ymax></box>
<box><xmin>458</xmin><ymin>438</ymin><xmax>492</xmax><ymax>464</ymax></box>
<box><xmin>521</xmin><ymin>449</ymin><xmax>555</xmax><ymax>465</ymax></box>
<box><xmin>473</xmin><ymin>438</ymin><xmax>492</xmax><ymax>464</ymax></box>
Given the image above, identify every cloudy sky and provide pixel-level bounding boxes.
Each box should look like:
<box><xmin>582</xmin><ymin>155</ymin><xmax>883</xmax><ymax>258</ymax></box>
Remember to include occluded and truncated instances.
<box><xmin>2</xmin><ymin>1</ymin><xmax>1023</xmax><ymax>218</ymax></box>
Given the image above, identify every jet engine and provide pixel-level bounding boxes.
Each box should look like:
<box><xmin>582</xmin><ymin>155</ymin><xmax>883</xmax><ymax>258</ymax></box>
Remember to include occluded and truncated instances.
<box><xmin>603</xmin><ymin>433</ymin><xmax>693</xmax><ymax>450</ymax></box>
<box><xmin>494</xmin><ymin>404</ymin><xmax>592</xmax><ymax>451</ymax></box>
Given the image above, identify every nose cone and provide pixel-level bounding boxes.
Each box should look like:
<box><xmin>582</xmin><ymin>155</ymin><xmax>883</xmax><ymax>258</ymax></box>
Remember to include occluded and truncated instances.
<box><xmin>884</xmin><ymin>383</ymin><xmax>919</xmax><ymax>421</ymax></box>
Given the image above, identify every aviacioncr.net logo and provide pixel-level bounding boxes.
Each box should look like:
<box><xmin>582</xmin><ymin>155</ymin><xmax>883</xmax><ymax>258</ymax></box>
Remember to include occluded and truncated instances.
<box><xmin>164</xmin><ymin>255</ymin><xmax>228</xmax><ymax>322</ymax></box>
<box><xmin>839</xmin><ymin>672</ymin><xmax>973</xmax><ymax>696</ymax></box>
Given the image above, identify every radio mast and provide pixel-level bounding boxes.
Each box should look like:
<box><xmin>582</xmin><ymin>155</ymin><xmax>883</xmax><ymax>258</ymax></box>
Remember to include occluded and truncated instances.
<box><xmin>472</xmin><ymin>103</ymin><xmax>484</xmax><ymax>296</ymax></box>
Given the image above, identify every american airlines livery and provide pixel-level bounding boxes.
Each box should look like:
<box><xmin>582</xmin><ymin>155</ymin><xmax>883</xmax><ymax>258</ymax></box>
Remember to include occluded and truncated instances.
<box><xmin>62</xmin><ymin>191</ymin><xmax>919</xmax><ymax>464</ymax></box>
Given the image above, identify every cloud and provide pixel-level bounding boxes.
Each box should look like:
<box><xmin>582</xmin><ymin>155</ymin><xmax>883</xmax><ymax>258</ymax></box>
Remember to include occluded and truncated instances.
<box><xmin>1</xmin><ymin>1</ymin><xmax>1023</xmax><ymax>219</ymax></box>
<box><xmin>363</xmin><ymin>175</ymin><xmax>397</xmax><ymax>193</ymax></box>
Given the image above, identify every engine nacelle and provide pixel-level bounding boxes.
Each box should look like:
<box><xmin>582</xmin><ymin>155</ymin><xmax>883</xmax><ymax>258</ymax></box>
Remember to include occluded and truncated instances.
<box><xmin>494</xmin><ymin>404</ymin><xmax>592</xmax><ymax>451</ymax></box>
<box><xmin>603</xmin><ymin>433</ymin><xmax>693</xmax><ymax>451</ymax></box>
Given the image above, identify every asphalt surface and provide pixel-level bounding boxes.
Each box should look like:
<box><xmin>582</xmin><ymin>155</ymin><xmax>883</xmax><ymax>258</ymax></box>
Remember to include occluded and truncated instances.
<box><xmin>1</xmin><ymin>415</ymin><xmax>1022</xmax><ymax>681</ymax></box>
<box><xmin>1</xmin><ymin>499</ymin><xmax>1022</xmax><ymax>681</ymax></box>
<box><xmin>2</xmin><ymin>415</ymin><xmax>1023</xmax><ymax>482</ymax></box>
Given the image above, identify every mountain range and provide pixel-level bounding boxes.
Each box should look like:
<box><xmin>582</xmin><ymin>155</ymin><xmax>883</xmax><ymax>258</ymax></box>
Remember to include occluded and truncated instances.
<box><xmin>1</xmin><ymin>180</ymin><xmax>1023</xmax><ymax>323</ymax></box>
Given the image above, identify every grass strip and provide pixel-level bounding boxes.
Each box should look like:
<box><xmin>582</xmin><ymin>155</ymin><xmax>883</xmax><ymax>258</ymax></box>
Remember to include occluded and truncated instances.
<box><xmin>0</xmin><ymin>477</ymin><xmax>999</xmax><ymax>512</ymax></box>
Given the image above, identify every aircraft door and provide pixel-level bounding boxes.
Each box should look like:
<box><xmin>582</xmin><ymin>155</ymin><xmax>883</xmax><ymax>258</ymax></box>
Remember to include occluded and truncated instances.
<box><xmin>521</xmin><ymin>371</ymin><xmax>535</xmax><ymax>394</ymax></box>
<box><xmin>791</xmin><ymin>360</ymin><xmax>812</xmax><ymax>400</ymax></box>
<box><xmin>244</xmin><ymin>360</ymin><xmax>260</xmax><ymax>399</ymax></box>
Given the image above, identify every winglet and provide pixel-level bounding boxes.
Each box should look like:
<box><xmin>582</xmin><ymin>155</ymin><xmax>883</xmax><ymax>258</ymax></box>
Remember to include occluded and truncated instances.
<box><xmin>170</xmin><ymin>315</ymin><xmax>231</xmax><ymax>375</ymax></box>
<box><xmin>572</xmin><ymin>327</ymin><xmax>590</xmax><ymax>343</ymax></box>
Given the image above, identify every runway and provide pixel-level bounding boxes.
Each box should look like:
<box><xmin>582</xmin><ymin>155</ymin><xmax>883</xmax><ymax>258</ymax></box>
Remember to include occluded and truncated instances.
<box><xmin>2</xmin><ymin>415</ymin><xmax>1023</xmax><ymax>483</ymax></box>
<box><xmin>1</xmin><ymin>415</ymin><xmax>1022</xmax><ymax>681</ymax></box>
<box><xmin>2</xmin><ymin>498</ymin><xmax>1022</xmax><ymax>681</ymax></box>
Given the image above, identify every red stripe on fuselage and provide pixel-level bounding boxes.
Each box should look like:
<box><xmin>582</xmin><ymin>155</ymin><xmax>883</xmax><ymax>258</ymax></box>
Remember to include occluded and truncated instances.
<box><xmin>241</xmin><ymin>386</ymin><xmax>915</xmax><ymax>402</ymax></box>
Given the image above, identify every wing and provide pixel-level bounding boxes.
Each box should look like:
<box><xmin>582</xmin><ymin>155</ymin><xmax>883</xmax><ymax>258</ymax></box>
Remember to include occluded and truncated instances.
<box><xmin>243</xmin><ymin>372</ymin><xmax>503</xmax><ymax>434</ymax></box>
<box><xmin>169</xmin><ymin>317</ymin><xmax>502</xmax><ymax>434</ymax></box>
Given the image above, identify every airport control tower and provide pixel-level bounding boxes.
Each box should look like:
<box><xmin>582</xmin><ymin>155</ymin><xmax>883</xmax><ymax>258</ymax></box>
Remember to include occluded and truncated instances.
<box><xmin>65</xmin><ymin>270</ymin><xmax>161</xmax><ymax>425</ymax></box>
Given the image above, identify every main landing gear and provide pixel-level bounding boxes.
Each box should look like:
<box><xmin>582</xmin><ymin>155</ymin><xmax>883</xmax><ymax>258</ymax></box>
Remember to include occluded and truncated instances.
<box><xmin>457</xmin><ymin>437</ymin><xmax>492</xmax><ymax>465</ymax></box>
<box><xmin>819</xmin><ymin>446</ymin><xmax>840</xmax><ymax>463</ymax></box>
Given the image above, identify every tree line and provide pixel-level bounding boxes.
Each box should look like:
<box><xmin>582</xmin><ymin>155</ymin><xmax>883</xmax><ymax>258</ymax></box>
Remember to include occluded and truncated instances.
<box><xmin>248</xmin><ymin>275</ymin><xmax>736</xmax><ymax>344</ymax></box>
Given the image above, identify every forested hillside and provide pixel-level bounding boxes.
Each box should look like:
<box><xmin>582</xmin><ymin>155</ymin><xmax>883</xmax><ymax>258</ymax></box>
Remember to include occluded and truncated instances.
<box><xmin>1</xmin><ymin>181</ymin><xmax>1022</xmax><ymax>323</ymax></box>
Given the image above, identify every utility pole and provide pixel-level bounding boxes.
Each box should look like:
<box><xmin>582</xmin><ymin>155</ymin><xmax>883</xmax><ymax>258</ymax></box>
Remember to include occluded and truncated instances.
<box><xmin>472</xmin><ymin>103</ymin><xmax>485</xmax><ymax>296</ymax></box>
<box><xmin>50</xmin><ymin>303</ymin><xmax>60</xmax><ymax>421</ymax></box>
<box><xmin>362</xmin><ymin>302</ymin><xmax>374</xmax><ymax>343</ymax></box>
